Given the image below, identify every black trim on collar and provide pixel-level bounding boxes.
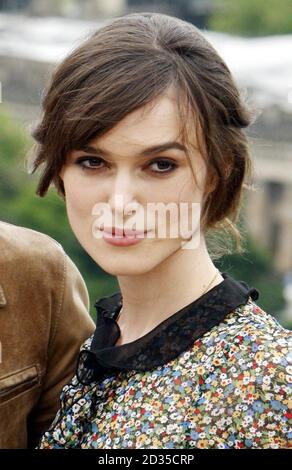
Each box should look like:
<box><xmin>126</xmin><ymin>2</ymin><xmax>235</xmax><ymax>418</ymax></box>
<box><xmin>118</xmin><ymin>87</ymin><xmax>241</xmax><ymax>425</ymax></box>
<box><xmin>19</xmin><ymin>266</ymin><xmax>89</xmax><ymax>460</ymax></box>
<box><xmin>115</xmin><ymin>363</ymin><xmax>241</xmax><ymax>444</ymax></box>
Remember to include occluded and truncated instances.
<box><xmin>76</xmin><ymin>272</ymin><xmax>259</xmax><ymax>385</ymax></box>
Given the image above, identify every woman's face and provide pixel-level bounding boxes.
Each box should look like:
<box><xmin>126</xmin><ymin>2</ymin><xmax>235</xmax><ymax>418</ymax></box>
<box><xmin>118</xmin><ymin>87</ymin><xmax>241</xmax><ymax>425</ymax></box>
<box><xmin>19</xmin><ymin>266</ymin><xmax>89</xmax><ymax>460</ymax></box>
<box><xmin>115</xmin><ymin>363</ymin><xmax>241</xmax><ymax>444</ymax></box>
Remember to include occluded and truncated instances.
<box><xmin>60</xmin><ymin>87</ymin><xmax>207</xmax><ymax>276</ymax></box>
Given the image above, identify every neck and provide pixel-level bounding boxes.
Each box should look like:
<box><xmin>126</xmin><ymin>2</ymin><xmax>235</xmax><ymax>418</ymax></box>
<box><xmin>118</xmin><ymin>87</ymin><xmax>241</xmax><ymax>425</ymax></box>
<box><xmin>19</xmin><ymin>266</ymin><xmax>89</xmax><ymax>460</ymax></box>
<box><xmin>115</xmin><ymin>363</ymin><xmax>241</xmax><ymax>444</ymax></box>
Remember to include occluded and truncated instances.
<box><xmin>115</xmin><ymin>235</ymin><xmax>224</xmax><ymax>345</ymax></box>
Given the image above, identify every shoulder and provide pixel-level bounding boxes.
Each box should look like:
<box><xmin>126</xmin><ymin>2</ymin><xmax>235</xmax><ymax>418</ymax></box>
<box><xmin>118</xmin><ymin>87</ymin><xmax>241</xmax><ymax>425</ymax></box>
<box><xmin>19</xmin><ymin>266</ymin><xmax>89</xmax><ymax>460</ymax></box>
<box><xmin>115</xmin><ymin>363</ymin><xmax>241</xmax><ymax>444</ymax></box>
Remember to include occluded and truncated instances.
<box><xmin>197</xmin><ymin>299</ymin><xmax>291</xmax><ymax>366</ymax></box>
<box><xmin>0</xmin><ymin>221</ymin><xmax>88</xmax><ymax>294</ymax></box>
<box><xmin>216</xmin><ymin>301</ymin><xmax>291</xmax><ymax>417</ymax></box>
<box><xmin>196</xmin><ymin>299</ymin><xmax>291</xmax><ymax>405</ymax></box>
<box><xmin>0</xmin><ymin>222</ymin><xmax>70</xmax><ymax>307</ymax></box>
<box><xmin>0</xmin><ymin>220</ymin><xmax>89</xmax><ymax>318</ymax></box>
<box><xmin>221</xmin><ymin>299</ymin><xmax>291</xmax><ymax>353</ymax></box>
<box><xmin>230</xmin><ymin>300</ymin><xmax>291</xmax><ymax>398</ymax></box>
<box><xmin>0</xmin><ymin>220</ymin><xmax>65</xmax><ymax>270</ymax></box>
<box><xmin>189</xmin><ymin>301</ymin><xmax>291</xmax><ymax>448</ymax></box>
<box><xmin>207</xmin><ymin>300</ymin><xmax>291</xmax><ymax>377</ymax></box>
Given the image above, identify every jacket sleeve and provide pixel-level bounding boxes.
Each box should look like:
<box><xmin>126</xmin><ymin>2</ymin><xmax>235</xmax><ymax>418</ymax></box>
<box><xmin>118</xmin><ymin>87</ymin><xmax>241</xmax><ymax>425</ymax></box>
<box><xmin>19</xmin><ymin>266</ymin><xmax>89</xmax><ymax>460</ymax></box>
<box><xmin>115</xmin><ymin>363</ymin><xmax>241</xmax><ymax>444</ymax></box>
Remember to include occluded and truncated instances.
<box><xmin>27</xmin><ymin>252</ymin><xmax>95</xmax><ymax>448</ymax></box>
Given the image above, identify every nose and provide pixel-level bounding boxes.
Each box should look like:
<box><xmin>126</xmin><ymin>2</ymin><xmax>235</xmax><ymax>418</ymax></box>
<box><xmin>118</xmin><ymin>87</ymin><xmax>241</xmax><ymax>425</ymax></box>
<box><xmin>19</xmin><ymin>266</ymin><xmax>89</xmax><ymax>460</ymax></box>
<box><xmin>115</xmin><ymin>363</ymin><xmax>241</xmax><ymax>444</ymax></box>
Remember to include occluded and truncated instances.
<box><xmin>109</xmin><ymin>194</ymin><xmax>139</xmax><ymax>218</ymax></box>
<box><xmin>108</xmin><ymin>171</ymin><xmax>139</xmax><ymax>218</ymax></box>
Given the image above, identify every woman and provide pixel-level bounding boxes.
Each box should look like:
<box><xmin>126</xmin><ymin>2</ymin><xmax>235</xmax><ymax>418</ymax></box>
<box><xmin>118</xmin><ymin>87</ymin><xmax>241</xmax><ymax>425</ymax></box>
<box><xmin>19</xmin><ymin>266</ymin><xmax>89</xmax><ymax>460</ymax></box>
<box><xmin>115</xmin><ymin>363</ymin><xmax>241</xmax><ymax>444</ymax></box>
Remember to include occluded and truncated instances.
<box><xmin>31</xmin><ymin>13</ymin><xmax>291</xmax><ymax>448</ymax></box>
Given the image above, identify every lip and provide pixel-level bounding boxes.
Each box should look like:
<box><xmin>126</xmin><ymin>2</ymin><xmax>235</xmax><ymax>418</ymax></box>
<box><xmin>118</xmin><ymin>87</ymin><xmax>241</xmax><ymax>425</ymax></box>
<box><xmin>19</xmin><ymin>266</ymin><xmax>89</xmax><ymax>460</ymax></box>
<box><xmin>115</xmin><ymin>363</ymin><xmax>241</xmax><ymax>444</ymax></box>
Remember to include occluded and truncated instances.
<box><xmin>99</xmin><ymin>226</ymin><xmax>150</xmax><ymax>247</ymax></box>
<box><xmin>102</xmin><ymin>226</ymin><xmax>148</xmax><ymax>237</ymax></box>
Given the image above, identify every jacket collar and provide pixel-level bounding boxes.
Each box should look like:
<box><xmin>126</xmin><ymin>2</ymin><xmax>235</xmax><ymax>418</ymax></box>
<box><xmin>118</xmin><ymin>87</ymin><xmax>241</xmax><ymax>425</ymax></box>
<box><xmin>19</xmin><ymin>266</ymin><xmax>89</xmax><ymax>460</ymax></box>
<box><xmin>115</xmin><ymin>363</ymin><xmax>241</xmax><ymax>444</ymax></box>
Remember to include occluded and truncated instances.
<box><xmin>0</xmin><ymin>283</ymin><xmax>6</xmax><ymax>307</ymax></box>
<box><xmin>76</xmin><ymin>272</ymin><xmax>259</xmax><ymax>385</ymax></box>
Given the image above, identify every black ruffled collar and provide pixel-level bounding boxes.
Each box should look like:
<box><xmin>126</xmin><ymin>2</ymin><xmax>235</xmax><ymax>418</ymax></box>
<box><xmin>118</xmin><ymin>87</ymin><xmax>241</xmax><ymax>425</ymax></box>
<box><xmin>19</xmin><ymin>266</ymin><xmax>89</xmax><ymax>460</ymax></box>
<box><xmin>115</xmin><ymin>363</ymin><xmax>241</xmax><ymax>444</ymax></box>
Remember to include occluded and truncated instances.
<box><xmin>76</xmin><ymin>272</ymin><xmax>259</xmax><ymax>385</ymax></box>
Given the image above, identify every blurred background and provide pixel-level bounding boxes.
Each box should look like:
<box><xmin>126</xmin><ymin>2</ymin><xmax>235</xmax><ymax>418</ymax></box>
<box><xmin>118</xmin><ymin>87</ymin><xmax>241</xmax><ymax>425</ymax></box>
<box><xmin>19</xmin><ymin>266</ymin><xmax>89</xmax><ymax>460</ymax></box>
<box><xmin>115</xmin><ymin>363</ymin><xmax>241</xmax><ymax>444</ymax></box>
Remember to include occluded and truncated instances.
<box><xmin>0</xmin><ymin>0</ymin><xmax>291</xmax><ymax>328</ymax></box>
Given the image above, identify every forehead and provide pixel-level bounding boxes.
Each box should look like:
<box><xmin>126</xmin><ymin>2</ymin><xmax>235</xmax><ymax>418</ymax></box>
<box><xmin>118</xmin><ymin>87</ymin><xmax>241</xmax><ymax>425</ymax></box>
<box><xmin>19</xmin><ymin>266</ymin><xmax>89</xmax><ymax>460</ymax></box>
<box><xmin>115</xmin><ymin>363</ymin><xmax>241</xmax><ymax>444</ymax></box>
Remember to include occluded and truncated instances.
<box><xmin>89</xmin><ymin>89</ymin><xmax>183</xmax><ymax>153</ymax></box>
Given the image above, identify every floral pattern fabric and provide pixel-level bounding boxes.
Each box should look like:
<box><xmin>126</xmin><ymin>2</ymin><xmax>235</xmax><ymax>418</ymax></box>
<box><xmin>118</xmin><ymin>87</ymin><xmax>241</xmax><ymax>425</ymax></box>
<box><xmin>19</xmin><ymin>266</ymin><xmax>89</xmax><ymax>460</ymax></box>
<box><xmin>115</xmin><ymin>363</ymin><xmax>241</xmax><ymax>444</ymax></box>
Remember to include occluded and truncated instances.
<box><xmin>37</xmin><ymin>295</ymin><xmax>292</xmax><ymax>449</ymax></box>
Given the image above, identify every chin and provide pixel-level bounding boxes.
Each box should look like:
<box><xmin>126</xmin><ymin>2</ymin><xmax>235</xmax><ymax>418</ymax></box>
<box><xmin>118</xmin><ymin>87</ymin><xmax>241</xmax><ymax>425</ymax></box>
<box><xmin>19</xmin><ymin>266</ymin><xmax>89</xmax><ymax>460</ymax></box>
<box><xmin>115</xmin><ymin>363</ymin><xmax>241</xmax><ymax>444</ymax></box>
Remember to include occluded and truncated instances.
<box><xmin>91</xmin><ymin>254</ymin><xmax>160</xmax><ymax>277</ymax></box>
<box><xmin>97</xmin><ymin>263</ymin><xmax>153</xmax><ymax>277</ymax></box>
<box><xmin>87</xmin><ymin>243</ymin><xmax>175</xmax><ymax>277</ymax></box>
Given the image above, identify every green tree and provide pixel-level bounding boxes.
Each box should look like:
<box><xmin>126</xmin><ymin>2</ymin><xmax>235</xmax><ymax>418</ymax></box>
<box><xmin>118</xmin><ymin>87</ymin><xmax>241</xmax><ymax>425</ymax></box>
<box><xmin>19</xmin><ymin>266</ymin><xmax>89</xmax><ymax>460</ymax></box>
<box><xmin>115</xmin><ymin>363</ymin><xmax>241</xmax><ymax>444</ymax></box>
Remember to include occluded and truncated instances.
<box><xmin>216</xmin><ymin>235</ymin><xmax>285</xmax><ymax>317</ymax></box>
<box><xmin>209</xmin><ymin>0</ymin><xmax>292</xmax><ymax>36</ymax></box>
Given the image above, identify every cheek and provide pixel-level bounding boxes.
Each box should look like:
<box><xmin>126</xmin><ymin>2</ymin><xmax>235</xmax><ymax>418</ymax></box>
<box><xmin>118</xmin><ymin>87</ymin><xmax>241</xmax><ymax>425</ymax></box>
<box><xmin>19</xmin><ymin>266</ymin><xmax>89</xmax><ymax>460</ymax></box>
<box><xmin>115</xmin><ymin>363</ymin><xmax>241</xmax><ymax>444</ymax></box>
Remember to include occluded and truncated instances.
<box><xmin>63</xmin><ymin>183</ymin><xmax>96</xmax><ymax>248</ymax></box>
<box><xmin>63</xmin><ymin>174</ymin><xmax>97</xmax><ymax>217</ymax></box>
<box><xmin>173</xmin><ymin>173</ymin><xmax>203</xmax><ymax>238</ymax></box>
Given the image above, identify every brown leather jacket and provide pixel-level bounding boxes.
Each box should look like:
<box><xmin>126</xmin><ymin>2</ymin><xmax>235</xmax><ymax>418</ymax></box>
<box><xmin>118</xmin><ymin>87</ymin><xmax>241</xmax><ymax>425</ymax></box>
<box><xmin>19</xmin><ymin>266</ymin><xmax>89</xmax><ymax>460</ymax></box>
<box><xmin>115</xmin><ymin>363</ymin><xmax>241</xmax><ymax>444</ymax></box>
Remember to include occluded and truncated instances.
<box><xmin>0</xmin><ymin>221</ymin><xmax>95</xmax><ymax>448</ymax></box>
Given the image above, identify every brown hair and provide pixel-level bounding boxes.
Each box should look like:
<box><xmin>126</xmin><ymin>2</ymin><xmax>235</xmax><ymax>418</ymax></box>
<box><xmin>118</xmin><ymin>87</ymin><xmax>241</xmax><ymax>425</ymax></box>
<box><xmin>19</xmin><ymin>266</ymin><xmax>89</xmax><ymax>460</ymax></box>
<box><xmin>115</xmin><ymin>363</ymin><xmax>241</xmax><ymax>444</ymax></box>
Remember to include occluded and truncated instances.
<box><xmin>30</xmin><ymin>12</ymin><xmax>255</xmax><ymax>258</ymax></box>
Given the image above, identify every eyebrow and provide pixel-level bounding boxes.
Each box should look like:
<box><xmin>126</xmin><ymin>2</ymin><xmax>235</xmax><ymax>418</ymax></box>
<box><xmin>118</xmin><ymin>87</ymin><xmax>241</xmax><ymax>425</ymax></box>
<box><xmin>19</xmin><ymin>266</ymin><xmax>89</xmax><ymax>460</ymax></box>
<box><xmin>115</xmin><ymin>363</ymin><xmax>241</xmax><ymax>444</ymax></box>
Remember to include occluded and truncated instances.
<box><xmin>77</xmin><ymin>141</ymin><xmax>188</xmax><ymax>157</ymax></box>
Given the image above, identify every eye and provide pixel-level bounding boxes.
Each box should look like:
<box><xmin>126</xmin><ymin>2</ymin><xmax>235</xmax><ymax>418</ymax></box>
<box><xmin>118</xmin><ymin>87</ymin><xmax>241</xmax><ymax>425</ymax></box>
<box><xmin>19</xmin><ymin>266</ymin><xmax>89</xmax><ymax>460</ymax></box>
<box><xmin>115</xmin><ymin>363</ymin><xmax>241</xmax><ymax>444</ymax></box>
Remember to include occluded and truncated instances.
<box><xmin>75</xmin><ymin>157</ymin><xmax>105</xmax><ymax>170</ymax></box>
<box><xmin>74</xmin><ymin>156</ymin><xmax>178</xmax><ymax>175</ymax></box>
<box><xmin>147</xmin><ymin>158</ymin><xmax>178</xmax><ymax>174</ymax></box>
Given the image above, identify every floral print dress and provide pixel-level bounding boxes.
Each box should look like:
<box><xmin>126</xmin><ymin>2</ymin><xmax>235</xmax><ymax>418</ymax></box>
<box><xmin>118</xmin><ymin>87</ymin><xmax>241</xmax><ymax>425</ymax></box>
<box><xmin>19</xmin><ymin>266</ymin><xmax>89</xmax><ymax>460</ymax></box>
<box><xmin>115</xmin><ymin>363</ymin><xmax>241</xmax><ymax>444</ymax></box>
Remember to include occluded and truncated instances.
<box><xmin>37</xmin><ymin>272</ymin><xmax>292</xmax><ymax>449</ymax></box>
